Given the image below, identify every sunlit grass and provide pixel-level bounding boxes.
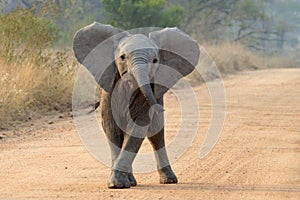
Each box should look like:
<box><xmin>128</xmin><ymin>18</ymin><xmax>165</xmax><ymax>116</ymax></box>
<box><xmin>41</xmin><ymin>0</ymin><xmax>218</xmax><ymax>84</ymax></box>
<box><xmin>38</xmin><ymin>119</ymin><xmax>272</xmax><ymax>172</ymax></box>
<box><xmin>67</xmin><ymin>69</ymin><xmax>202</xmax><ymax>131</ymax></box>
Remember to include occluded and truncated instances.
<box><xmin>187</xmin><ymin>42</ymin><xmax>297</xmax><ymax>83</ymax></box>
<box><xmin>0</xmin><ymin>51</ymin><xmax>76</xmax><ymax>129</ymax></box>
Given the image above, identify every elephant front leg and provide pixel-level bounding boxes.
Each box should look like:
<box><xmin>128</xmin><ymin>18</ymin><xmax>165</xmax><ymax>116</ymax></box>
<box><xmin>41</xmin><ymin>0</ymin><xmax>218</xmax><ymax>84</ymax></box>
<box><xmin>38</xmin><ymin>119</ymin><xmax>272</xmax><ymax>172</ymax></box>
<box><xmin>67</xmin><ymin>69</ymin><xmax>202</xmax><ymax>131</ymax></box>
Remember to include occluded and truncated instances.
<box><xmin>108</xmin><ymin>164</ymin><xmax>137</xmax><ymax>188</ymax></box>
<box><xmin>148</xmin><ymin>128</ymin><xmax>178</xmax><ymax>184</ymax></box>
<box><xmin>108</xmin><ymin>131</ymin><xmax>145</xmax><ymax>189</ymax></box>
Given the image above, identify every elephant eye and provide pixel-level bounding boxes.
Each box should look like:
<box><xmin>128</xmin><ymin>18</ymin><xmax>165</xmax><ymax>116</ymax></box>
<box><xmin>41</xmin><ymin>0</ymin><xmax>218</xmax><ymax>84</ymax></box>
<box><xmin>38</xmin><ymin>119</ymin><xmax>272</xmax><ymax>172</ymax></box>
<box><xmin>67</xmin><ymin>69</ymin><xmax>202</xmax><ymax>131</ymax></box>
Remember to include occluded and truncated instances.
<box><xmin>153</xmin><ymin>58</ymin><xmax>158</xmax><ymax>63</ymax></box>
<box><xmin>120</xmin><ymin>54</ymin><xmax>125</xmax><ymax>60</ymax></box>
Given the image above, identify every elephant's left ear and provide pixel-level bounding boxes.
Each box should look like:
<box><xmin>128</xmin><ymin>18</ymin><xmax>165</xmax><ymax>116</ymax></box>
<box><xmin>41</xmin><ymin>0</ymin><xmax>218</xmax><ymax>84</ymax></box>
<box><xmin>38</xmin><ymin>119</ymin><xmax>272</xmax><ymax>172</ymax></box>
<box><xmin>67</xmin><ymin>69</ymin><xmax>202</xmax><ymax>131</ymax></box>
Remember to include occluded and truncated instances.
<box><xmin>149</xmin><ymin>28</ymin><xmax>200</xmax><ymax>98</ymax></box>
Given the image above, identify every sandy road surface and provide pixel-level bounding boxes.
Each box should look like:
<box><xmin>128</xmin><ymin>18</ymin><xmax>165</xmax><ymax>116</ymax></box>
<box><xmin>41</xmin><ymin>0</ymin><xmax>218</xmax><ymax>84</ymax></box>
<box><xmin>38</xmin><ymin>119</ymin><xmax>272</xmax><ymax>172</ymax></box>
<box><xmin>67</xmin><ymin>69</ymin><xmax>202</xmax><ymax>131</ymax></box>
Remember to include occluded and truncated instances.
<box><xmin>0</xmin><ymin>68</ymin><xmax>299</xmax><ymax>199</ymax></box>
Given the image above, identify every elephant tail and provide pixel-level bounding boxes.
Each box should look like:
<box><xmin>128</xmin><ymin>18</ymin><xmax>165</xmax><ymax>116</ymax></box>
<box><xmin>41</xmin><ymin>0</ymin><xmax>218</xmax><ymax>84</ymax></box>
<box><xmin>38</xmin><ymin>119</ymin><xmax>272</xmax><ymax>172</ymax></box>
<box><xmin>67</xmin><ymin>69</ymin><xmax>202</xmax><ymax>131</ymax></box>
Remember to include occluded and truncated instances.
<box><xmin>73</xmin><ymin>101</ymin><xmax>100</xmax><ymax>116</ymax></box>
<box><xmin>87</xmin><ymin>101</ymin><xmax>100</xmax><ymax>113</ymax></box>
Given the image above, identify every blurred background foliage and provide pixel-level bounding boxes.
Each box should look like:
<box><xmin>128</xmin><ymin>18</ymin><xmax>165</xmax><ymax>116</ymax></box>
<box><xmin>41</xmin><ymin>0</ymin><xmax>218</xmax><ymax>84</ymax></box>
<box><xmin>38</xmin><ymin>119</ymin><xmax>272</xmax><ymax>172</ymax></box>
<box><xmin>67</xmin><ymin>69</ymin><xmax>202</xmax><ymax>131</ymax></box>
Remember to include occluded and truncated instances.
<box><xmin>101</xmin><ymin>0</ymin><xmax>185</xmax><ymax>29</ymax></box>
<box><xmin>0</xmin><ymin>0</ymin><xmax>299</xmax><ymax>128</ymax></box>
<box><xmin>1</xmin><ymin>0</ymin><xmax>299</xmax><ymax>52</ymax></box>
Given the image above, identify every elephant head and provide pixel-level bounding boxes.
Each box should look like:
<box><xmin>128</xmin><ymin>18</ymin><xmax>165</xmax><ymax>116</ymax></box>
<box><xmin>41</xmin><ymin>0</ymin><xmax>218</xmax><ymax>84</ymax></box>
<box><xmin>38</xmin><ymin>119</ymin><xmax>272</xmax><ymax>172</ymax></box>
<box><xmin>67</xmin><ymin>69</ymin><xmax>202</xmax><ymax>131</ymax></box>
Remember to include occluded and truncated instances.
<box><xmin>73</xmin><ymin>22</ymin><xmax>200</xmax><ymax>112</ymax></box>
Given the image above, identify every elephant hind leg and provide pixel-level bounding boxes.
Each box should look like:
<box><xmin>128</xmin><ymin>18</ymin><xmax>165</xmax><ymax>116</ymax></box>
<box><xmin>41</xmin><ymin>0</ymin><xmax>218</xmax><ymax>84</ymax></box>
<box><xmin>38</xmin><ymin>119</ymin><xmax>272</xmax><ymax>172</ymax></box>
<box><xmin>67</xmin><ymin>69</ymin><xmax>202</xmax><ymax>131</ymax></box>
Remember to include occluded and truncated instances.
<box><xmin>147</xmin><ymin>129</ymin><xmax>178</xmax><ymax>184</ymax></box>
<box><xmin>127</xmin><ymin>172</ymin><xmax>137</xmax><ymax>186</ymax></box>
<box><xmin>158</xmin><ymin>165</ymin><xmax>178</xmax><ymax>184</ymax></box>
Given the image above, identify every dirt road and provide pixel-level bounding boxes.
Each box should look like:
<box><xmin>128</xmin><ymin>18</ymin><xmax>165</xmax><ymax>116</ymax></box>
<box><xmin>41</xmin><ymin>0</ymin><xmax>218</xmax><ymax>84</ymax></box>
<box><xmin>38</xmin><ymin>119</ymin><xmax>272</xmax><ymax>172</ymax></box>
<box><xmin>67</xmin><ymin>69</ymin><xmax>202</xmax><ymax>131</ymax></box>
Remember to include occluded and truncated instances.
<box><xmin>1</xmin><ymin>68</ymin><xmax>299</xmax><ymax>199</ymax></box>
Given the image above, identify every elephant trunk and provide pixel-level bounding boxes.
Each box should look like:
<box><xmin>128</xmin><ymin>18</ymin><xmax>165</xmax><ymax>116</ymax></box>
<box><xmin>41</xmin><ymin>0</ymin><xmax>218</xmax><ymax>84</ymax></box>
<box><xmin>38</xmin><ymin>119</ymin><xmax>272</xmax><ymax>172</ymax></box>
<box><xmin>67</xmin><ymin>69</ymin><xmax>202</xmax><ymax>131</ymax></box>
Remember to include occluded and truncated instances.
<box><xmin>131</xmin><ymin>56</ymin><xmax>164</xmax><ymax>114</ymax></box>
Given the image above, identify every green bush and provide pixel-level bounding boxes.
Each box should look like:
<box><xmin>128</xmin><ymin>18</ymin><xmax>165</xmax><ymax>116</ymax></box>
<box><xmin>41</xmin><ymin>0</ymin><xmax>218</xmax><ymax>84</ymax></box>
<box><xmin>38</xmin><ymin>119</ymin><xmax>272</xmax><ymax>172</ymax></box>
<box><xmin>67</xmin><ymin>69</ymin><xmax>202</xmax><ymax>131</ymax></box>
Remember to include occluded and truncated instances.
<box><xmin>101</xmin><ymin>0</ymin><xmax>185</xmax><ymax>29</ymax></box>
<box><xmin>0</xmin><ymin>6</ymin><xmax>59</xmax><ymax>59</ymax></box>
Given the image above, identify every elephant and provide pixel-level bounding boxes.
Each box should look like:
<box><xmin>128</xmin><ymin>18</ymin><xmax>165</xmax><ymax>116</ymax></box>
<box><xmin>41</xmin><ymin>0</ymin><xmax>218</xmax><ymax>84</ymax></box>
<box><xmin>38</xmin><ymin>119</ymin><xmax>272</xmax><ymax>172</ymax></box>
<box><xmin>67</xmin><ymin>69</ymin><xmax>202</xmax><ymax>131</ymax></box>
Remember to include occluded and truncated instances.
<box><xmin>73</xmin><ymin>22</ymin><xmax>200</xmax><ymax>188</ymax></box>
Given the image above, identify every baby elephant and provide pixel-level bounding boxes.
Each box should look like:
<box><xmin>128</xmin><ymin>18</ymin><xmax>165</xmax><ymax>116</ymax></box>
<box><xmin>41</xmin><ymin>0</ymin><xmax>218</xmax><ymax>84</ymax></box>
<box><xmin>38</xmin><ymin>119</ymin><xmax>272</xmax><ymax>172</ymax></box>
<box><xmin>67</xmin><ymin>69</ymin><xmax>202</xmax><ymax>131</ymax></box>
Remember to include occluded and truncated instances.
<box><xmin>73</xmin><ymin>22</ymin><xmax>200</xmax><ymax>188</ymax></box>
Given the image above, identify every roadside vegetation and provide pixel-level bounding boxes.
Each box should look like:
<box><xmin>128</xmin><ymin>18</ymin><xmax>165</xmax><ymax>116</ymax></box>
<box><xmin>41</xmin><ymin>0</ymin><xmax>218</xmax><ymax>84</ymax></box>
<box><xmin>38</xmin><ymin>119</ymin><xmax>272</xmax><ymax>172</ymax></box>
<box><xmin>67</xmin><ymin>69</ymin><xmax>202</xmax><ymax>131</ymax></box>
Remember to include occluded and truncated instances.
<box><xmin>0</xmin><ymin>6</ymin><xmax>76</xmax><ymax>129</ymax></box>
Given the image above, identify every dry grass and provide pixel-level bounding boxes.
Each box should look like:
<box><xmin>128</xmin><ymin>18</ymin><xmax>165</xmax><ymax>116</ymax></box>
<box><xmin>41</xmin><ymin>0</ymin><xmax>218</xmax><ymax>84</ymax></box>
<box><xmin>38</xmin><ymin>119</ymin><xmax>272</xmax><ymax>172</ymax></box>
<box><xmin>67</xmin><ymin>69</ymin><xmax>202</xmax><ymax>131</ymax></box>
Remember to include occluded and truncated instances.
<box><xmin>0</xmin><ymin>51</ymin><xmax>76</xmax><ymax>130</ymax></box>
<box><xmin>203</xmin><ymin>42</ymin><xmax>263</xmax><ymax>72</ymax></box>
<box><xmin>0</xmin><ymin>6</ymin><xmax>78</xmax><ymax>130</ymax></box>
<box><xmin>187</xmin><ymin>42</ymin><xmax>297</xmax><ymax>83</ymax></box>
<box><xmin>203</xmin><ymin>42</ymin><xmax>298</xmax><ymax>71</ymax></box>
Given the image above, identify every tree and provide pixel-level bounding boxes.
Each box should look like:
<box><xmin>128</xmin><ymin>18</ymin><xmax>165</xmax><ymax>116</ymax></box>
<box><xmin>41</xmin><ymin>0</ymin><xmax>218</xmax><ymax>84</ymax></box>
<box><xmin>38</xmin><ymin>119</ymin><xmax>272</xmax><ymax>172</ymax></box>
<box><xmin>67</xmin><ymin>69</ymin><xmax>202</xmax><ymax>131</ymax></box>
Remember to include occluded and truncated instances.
<box><xmin>268</xmin><ymin>0</ymin><xmax>300</xmax><ymax>49</ymax></box>
<box><xmin>53</xmin><ymin>0</ymin><xmax>104</xmax><ymax>45</ymax></box>
<box><xmin>101</xmin><ymin>0</ymin><xmax>185</xmax><ymax>29</ymax></box>
<box><xmin>230</xmin><ymin>0</ymin><xmax>264</xmax><ymax>41</ymax></box>
<box><xmin>174</xmin><ymin>0</ymin><xmax>239</xmax><ymax>41</ymax></box>
<box><xmin>176</xmin><ymin>0</ymin><xmax>300</xmax><ymax>51</ymax></box>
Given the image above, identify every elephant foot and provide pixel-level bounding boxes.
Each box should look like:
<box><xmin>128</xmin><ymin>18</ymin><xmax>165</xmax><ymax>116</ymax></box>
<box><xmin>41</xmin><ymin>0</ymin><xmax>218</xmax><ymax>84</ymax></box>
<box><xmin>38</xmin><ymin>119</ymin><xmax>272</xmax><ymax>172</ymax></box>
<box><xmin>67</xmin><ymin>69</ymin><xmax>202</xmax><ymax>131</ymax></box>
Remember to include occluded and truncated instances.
<box><xmin>158</xmin><ymin>165</ymin><xmax>178</xmax><ymax>184</ymax></box>
<box><xmin>108</xmin><ymin>170</ymin><xmax>131</xmax><ymax>189</ymax></box>
<box><xmin>128</xmin><ymin>173</ymin><xmax>137</xmax><ymax>187</ymax></box>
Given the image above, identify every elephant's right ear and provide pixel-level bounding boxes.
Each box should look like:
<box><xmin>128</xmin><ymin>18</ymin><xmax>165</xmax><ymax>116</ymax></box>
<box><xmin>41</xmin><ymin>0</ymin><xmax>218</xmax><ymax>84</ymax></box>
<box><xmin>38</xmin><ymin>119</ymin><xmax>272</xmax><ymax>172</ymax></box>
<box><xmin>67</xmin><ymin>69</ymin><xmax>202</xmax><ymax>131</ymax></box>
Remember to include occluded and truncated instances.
<box><xmin>73</xmin><ymin>22</ymin><xmax>127</xmax><ymax>92</ymax></box>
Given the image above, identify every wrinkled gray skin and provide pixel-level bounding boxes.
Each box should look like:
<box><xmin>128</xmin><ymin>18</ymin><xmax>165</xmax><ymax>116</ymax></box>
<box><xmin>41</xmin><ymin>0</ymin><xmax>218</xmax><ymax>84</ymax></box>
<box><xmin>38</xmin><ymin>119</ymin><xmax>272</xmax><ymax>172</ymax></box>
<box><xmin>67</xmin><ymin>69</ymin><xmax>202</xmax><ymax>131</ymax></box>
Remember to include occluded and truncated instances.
<box><xmin>73</xmin><ymin>22</ymin><xmax>200</xmax><ymax>189</ymax></box>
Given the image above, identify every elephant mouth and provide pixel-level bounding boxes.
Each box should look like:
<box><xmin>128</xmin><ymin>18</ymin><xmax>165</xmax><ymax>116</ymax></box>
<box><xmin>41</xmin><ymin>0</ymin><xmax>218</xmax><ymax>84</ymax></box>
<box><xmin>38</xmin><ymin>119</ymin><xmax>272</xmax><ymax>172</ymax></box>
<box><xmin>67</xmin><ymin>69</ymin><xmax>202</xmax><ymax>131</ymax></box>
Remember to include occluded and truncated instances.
<box><xmin>128</xmin><ymin>84</ymin><xmax>159</xmax><ymax>126</ymax></box>
<box><xmin>151</xmin><ymin>83</ymin><xmax>155</xmax><ymax>93</ymax></box>
<box><xmin>121</xmin><ymin>70</ymin><xmax>128</xmax><ymax>76</ymax></box>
